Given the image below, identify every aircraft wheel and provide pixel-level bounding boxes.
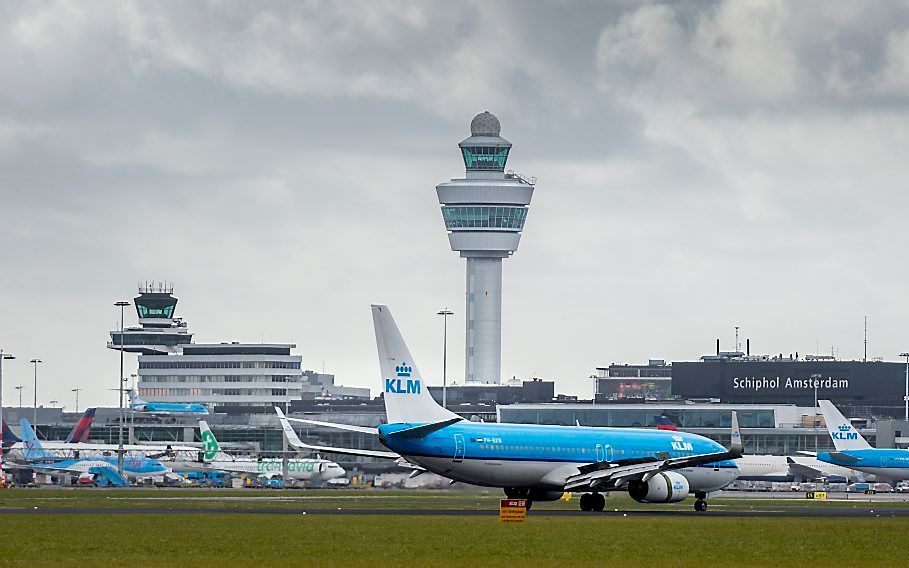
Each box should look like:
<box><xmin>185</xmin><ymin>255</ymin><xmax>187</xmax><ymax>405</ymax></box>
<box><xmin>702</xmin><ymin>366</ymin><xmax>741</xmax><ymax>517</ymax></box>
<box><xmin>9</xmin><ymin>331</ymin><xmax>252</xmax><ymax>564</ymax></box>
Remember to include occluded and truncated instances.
<box><xmin>593</xmin><ymin>493</ymin><xmax>606</xmax><ymax>512</ymax></box>
<box><xmin>694</xmin><ymin>499</ymin><xmax>707</xmax><ymax>512</ymax></box>
<box><xmin>579</xmin><ymin>492</ymin><xmax>593</xmax><ymax>511</ymax></box>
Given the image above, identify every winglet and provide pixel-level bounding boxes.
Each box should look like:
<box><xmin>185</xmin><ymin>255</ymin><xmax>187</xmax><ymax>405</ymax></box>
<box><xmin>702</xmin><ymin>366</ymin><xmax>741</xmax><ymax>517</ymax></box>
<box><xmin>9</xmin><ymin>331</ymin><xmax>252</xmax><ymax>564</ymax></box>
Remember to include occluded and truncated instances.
<box><xmin>729</xmin><ymin>411</ymin><xmax>743</xmax><ymax>456</ymax></box>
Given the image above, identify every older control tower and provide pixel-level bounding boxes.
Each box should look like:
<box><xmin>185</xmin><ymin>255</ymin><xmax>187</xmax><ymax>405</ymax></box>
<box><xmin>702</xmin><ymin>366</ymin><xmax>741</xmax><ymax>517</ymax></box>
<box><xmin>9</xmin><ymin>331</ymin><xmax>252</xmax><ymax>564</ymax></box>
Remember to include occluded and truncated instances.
<box><xmin>436</xmin><ymin>112</ymin><xmax>535</xmax><ymax>384</ymax></box>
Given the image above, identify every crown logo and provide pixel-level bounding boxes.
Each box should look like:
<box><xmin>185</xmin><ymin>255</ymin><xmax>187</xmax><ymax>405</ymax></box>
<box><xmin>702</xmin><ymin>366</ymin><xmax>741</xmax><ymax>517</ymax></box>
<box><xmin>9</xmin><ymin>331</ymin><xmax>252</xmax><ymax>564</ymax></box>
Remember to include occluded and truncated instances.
<box><xmin>838</xmin><ymin>424</ymin><xmax>851</xmax><ymax>432</ymax></box>
<box><xmin>395</xmin><ymin>363</ymin><xmax>412</xmax><ymax>378</ymax></box>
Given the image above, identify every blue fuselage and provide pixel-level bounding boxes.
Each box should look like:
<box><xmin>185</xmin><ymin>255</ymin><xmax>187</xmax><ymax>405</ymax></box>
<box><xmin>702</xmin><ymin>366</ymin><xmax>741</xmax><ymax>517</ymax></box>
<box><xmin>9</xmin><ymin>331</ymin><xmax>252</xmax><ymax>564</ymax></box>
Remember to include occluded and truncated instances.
<box><xmin>133</xmin><ymin>402</ymin><xmax>209</xmax><ymax>415</ymax></box>
<box><xmin>818</xmin><ymin>449</ymin><xmax>909</xmax><ymax>481</ymax></box>
<box><xmin>378</xmin><ymin>422</ymin><xmax>737</xmax><ymax>491</ymax></box>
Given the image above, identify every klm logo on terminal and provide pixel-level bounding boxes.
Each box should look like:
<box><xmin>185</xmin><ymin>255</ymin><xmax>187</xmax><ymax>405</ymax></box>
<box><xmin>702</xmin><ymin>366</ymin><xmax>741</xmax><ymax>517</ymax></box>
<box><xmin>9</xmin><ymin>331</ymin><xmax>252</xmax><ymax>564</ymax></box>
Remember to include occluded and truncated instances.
<box><xmin>385</xmin><ymin>362</ymin><xmax>421</xmax><ymax>394</ymax></box>
<box><xmin>833</xmin><ymin>424</ymin><xmax>858</xmax><ymax>441</ymax></box>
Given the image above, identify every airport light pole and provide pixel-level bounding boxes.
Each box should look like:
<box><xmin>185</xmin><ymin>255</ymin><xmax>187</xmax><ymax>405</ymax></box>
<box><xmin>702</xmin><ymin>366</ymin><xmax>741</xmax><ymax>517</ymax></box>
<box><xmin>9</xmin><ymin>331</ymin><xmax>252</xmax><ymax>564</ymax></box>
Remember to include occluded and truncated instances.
<box><xmin>71</xmin><ymin>388</ymin><xmax>81</xmax><ymax>413</ymax></box>
<box><xmin>901</xmin><ymin>352</ymin><xmax>909</xmax><ymax>422</ymax></box>
<box><xmin>115</xmin><ymin>300</ymin><xmax>130</xmax><ymax>478</ymax></box>
<box><xmin>29</xmin><ymin>359</ymin><xmax>41</xmax><ymax>426</ymax></box>
<box><xmin>437</xmin><ymin>308</ymin><xmax>453</xmax><ymax>408</ymax></box>
<box><xmin>0</xmin><ymin>350</ymin><xmax>15</xmax><ymax>481</ymax></box>
<box><xmin>14</xmin><ymin>386</ymin><xmax>22</xmax><ymax>407</ymax></box>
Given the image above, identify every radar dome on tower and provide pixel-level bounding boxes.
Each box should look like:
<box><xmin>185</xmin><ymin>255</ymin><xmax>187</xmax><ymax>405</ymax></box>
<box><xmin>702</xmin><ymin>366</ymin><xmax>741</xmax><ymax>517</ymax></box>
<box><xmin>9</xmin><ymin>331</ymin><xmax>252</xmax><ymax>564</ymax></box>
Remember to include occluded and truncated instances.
<box><xmin>470</xmin><ymin>111</ymin><xmax>501</xmax><ymax>137</ymax></box>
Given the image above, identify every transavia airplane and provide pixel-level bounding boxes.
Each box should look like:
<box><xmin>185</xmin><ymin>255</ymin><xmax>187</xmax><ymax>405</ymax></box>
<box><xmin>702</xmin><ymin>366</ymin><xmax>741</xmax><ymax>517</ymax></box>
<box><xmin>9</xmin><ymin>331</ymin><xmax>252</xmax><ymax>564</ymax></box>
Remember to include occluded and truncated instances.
<box><xmin>817</xmin><ymin>400</ymin><xmax>909</xmax><ymax>482</ymax></box>
<box><xmin>128</xmin><ymin>389</ymin><xmax>209</xmax><ymax>416</ymax></box>
<box><xmin>168</xmin><ymin>421</ymin><xmax>345</xmax><ymax>483</ymax></box>
<box><xmin>276</xmin><ymin>304</ymin><xmax>742</xmax><ymax>512</ymax></box>
<box><xmin>18</xmin><ymin>419</ymin><xmax>170</xmax><ymax>482</ymax></box>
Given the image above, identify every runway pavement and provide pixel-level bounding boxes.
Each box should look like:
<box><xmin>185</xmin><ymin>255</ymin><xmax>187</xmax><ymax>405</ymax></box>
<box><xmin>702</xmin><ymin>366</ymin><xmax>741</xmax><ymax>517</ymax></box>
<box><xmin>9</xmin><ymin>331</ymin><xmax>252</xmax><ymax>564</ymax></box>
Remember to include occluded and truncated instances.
<box><xmin>3</xmin><ymin>505</ymin><xmax>908</xmax><ymax>517</ymax></box>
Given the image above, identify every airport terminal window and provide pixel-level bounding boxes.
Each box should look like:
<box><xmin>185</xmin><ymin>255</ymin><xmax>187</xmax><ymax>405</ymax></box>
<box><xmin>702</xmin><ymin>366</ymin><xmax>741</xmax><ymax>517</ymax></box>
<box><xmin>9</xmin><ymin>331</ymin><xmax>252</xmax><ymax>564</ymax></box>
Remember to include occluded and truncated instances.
<box><xmin>461</xmin><ymin>146</ymin><xmax>509</xmax><ymax>171</ymax></box>
<box><xmin>442</xmin><ymin>206</ymin><xmax>527</xmax><ymax>230</ymax></box>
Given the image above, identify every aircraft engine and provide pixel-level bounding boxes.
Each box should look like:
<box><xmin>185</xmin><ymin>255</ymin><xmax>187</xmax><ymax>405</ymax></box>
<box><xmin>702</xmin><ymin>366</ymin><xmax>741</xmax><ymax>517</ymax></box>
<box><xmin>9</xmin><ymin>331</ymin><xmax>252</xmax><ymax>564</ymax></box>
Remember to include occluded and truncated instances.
<box><xmin>628</xmin><ymin>471</ymin><xmax>689</xmax><ymax>503</ymax></box>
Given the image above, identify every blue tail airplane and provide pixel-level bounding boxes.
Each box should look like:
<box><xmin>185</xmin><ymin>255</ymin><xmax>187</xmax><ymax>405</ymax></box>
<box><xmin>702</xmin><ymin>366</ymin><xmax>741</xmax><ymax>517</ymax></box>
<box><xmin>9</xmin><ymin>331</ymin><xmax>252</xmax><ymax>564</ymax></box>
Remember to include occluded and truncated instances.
<box><xmin>277</xmin><ymin>304</ymin><xmax>742</xmax><ymax>512</ymax></box>
<box><xmin>19</xmin><ymin>419</ymin><xmax>170</xmax><ymax>483</ymax></box>
<box><xmin>128</xmin><ymin>389</ymin><xmax>209</xmax><ymax>416</ymax></box>
<box><xmin>818</xmin><ymin>400</ymin><xmax>909</xmax><ymax>482</ymax></box>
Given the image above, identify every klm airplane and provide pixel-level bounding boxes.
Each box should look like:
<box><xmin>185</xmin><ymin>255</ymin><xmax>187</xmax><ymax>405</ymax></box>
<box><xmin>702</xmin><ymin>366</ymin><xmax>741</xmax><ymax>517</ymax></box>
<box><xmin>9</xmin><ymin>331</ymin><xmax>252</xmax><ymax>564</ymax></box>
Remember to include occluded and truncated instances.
<box><xmin>818</xmin><ymin>400</ymin><xmax>909</xmax><ymax>482</ymax></box>
<box><xmin>128</xmin><ymin>389</ymin><xmax>209</xmax><ymax>416</ymax></box>
<box><xmin>19</xmin><ymin>419</ymin><xmax>170</xmax><ymax>482</ymax></box>
<box><xmin>277</xmin><ymin>305</ymin><xmax>742</xmax><ymax>512</ymax></box>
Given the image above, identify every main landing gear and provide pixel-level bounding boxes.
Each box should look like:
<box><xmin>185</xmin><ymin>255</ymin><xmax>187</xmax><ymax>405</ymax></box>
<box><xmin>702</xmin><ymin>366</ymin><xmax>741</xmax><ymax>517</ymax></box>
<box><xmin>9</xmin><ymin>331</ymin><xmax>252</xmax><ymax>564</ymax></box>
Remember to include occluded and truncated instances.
<box><xmin>694</xmin><ymin>492</ymin><xmax>708</xmax><ymax>512</ymax></box>
<box><xmin>579</xmin><ymin>492</ymin><xmax>606</xmax><ymax>512</ymax></box>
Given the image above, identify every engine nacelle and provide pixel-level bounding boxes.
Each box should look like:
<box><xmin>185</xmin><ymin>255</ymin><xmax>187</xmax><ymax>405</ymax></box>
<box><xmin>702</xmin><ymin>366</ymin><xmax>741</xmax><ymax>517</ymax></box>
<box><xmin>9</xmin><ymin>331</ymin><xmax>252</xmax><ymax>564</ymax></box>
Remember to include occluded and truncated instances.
<box><xmin>628</xmin><ymin>471</ymin><xmax>690</xmax><ymax>503</ymax></box>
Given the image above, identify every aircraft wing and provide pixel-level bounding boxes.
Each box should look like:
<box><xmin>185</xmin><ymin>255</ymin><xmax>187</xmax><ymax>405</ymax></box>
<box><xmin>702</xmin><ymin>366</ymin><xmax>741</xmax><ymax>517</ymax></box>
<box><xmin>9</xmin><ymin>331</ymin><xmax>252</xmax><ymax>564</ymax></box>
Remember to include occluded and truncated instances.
<box><xmin>786</xmin><ymin>457</ymin><xmax>827</xmax><ymax>480</ymax></box>
<box><xmin>278</xmin><ymin>416</ymin><xmax>378</xmax><ymax>435</ymax></box>
<box><xmin>286</xmin><ymin>438</ymin><xmax>400</xmax><ymax>459</ymax></box>
<box><xmin>565</xmin><ymin>412</ymin><xmax>743</xmax><ymax>492</ymax></box>
<box><xmin>274</xmin><ymin>407</ymin><xmax>397</xmax><ymax>459</ymax></box>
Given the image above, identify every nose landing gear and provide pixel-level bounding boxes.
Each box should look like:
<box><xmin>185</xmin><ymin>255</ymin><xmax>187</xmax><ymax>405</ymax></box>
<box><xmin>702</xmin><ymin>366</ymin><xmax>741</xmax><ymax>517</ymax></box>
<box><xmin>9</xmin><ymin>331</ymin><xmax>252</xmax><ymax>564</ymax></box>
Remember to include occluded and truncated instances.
<box><xmin>579</xmin><ymin>492</ymin><xmax>606</xmax><ymax>512</ymax></box>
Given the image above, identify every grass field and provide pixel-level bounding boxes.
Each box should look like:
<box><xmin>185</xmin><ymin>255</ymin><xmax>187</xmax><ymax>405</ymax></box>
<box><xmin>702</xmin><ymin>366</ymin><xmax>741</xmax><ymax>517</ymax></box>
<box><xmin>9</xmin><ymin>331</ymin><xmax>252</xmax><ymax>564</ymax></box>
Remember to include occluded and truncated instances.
<box><xmin>1</xmin><ymin>489</ymin><xmax>906</xmax><ymax>567</ymax></box>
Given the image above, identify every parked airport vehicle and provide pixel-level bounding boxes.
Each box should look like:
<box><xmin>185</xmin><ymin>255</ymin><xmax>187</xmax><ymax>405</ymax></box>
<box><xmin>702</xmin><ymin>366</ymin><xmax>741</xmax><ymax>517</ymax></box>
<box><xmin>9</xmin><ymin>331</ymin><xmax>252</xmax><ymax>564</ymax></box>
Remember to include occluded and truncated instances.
<box><xmin>817</xmin><ymin>400</ymin><xmax>909</xmax><ymax>482</ymax></box>
<box><xmin>277</xmin><ymin>304</ymin><xmax>741</xmax><ymax>512</ymax></box>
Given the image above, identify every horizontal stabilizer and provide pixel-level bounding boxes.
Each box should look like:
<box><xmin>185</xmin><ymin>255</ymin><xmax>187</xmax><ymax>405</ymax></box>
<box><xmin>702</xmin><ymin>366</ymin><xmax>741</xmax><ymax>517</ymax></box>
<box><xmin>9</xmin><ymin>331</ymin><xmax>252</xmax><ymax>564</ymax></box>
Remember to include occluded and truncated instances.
<box><xmin>829</xmin><ymin>451</ymin><xmax>861</xmax><ymax>464</ymax></box>
<box><xmin>387</xmin><ymin>418</ymin><xmax>462</xmax><ymax>439</ymax></box>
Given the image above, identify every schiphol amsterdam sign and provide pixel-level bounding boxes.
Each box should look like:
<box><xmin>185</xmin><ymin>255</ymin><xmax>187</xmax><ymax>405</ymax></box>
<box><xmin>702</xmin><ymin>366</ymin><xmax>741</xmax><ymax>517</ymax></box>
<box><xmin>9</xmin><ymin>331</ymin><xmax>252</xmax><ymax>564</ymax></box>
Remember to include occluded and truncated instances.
<box><xmin>732</xmin><ymin>375</ymin><xmax>850</xmax><ymax>393</ymax></box>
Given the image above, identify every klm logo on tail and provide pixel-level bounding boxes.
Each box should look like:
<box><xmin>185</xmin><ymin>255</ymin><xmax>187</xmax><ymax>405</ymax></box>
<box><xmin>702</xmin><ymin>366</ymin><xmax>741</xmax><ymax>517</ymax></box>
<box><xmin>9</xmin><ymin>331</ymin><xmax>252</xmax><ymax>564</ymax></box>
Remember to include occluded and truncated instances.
<box><xmin>833</xmin><ymin>424</ymin><xmax>858</xmax><ymax>441</ymax></box>
<box><xmin>385</xmin><ymin>363</ymin><xmax>421</xmax><ymax>394</ymax></box>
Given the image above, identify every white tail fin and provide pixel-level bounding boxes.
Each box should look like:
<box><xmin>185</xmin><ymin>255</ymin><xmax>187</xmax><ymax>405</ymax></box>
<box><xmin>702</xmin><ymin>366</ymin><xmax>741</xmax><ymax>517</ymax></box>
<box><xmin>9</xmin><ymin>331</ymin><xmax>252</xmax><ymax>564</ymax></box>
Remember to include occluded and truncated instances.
<box><xmin>372</xmin><ymin>304</ymin><xmax>458</xmax><ymax>424</ymax></box>
<box><xmin>128</xmin><ymin>389</ymin><xmax>146</xmax><ymax>406</ymax></box>
<box><xmin>818</xmin><ymin>400</ymin><xmax>871</xmax><ymax>451</ymax></box>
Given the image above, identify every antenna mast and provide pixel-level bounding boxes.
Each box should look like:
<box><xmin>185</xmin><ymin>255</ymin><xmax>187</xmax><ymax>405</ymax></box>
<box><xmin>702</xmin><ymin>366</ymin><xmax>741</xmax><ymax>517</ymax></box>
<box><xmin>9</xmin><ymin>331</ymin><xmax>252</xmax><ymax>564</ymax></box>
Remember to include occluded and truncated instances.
<box><xmin>863</xmin><ymin>315</ymin><xmax>868</xmax><ymax>362</ymax></box>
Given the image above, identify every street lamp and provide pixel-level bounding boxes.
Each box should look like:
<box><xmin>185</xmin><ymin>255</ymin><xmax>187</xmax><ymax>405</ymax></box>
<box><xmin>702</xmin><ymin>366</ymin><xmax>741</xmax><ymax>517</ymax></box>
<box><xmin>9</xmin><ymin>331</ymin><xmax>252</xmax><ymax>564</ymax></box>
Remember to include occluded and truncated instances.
<box><xmin>901</xmin><ymin>352</ymin><xmax>909</xmax><ymax>422</ymax></box>
<box><xmin>0</xmin><ymin>350</ymin><xmax>15</xmax><ymax>482</ymax></box>
<box><xmin>14</xmin><ymin>386</ymin><xmax>23</xmax><ymax>407</ymax></box>
<box><xmin>71</xmin><ymin>388</ymin><xmax>82</xmax><ymax>413</ymax></box>
<box><xmin>437</xmin><ymin>308</ymin><xmax>453</xmax><ymax>408</ymax></box>
<box><xmin>115</xmin><ymin>300</ymin><xmax>130</xmax><ymax>478</ymax></box>
<box><xmin>29</xmin><ymin>359</ymin><xmax>41</xmax><ymax>426</ymax></box>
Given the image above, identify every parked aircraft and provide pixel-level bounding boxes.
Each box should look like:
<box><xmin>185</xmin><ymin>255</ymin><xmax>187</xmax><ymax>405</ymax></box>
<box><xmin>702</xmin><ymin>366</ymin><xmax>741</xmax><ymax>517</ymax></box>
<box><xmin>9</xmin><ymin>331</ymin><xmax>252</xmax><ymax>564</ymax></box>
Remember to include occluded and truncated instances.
<box><xmin>817</xmin><ymin>400</ymin><xmax>909</xmax><ymax>482</ymax></box>
<box><xmin>168</xmin><ymin>421</ymin><xmax>345</xmax><ymax>483</ymax></box>
<box><xmin>128</xmin><ymin>389</ymin><xmax>209</xmax><ymax>415</ymax></box>
<box><xmin>19</xmin><ymin>419</ymin><xmax>169</xmax><ymax>483</ymax></box>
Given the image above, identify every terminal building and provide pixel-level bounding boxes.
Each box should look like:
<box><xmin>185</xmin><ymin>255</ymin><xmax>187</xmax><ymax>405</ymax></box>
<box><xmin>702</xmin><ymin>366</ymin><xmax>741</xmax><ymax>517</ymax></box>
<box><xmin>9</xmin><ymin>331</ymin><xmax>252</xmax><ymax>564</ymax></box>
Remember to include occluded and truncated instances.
<box><xmin>597</xmin><ymin>348</ymin><xmax>908</xmax><ymax>418</ymax></box>
<box><xmin>108</xmin><ymin>283</ymin><xmax>367</xmax><ymax>413</ymax></box>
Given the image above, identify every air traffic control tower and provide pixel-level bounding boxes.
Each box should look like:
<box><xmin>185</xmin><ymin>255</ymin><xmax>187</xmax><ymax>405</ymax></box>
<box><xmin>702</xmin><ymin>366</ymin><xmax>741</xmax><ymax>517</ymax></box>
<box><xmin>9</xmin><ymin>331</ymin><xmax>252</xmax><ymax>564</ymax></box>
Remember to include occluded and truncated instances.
<box><xmin>436</xmin><ymin>112</ymin><xmax>535</xmax><ymax>384</ymax></box>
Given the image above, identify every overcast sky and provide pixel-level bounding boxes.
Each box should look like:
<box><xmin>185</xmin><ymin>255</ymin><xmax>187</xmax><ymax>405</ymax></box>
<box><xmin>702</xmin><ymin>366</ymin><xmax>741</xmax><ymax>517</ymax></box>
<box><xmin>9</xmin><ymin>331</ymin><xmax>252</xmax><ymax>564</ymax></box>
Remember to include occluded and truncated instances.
<box><xmin>2</xmin><ymin>1</ymin><xmax>909</xmax><ymax>408</ymax></box>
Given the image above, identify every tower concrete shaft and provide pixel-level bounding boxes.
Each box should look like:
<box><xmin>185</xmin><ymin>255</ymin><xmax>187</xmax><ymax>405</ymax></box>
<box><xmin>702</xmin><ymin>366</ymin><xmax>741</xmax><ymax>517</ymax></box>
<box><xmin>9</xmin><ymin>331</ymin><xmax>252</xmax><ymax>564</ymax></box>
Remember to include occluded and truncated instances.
<box><xmin>436</xmin><ymin>111</ymin><xmax>534</xmax><ymax>384</ymax></box>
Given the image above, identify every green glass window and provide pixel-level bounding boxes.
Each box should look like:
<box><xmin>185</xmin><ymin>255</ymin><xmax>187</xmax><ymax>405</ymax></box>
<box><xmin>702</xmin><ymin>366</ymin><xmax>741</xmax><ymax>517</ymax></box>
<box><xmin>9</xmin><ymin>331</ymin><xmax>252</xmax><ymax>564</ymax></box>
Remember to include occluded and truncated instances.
<box><xmin>442</xmin><ymin>206</ymin><xmax>527</xmax><ymax>230</ymax></box>
<box><xmin>461</xmin><ymin>146</ymin><xmax>509</xmax><ymax>171</ymax></box>
<box><xmin>136</xmin><ymin>300</ymin><xmax>176</xmax><ymax>319</ymax></box>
